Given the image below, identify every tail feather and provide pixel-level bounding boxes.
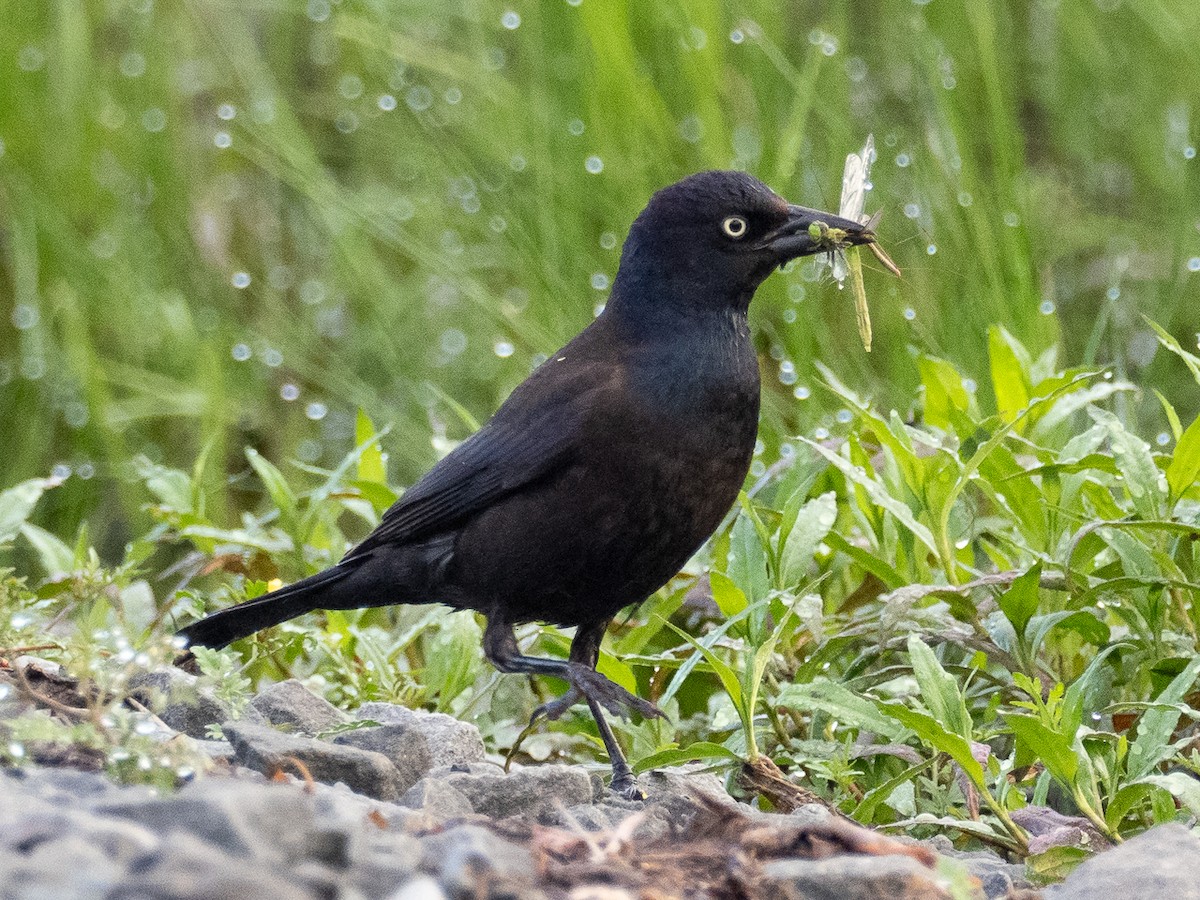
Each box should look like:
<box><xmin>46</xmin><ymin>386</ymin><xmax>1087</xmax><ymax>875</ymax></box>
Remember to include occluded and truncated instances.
<box><xmin>177</xmin><ymin>565</ymin><xmax>354</xmax><ymax>650</ymax></box>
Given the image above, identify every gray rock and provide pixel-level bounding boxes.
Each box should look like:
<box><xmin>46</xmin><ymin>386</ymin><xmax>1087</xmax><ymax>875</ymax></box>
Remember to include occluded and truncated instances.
<box><xmin>334</xmin><ymin>723</ymin><xmax>434</xmax><ymax>793</ymax></box>
<box><xmin>130</xmin><ymin>667</ymin><xmax>245</xmax><ymax>739</ymax></box>
<box><xmin>1049</xmin><ymin>823</ymin><xmax>1200</xmax><ymax>899</ymax></box>
<box><xmin>924</xmin><ymin>837</ymin><xmax>1030</xmax><ymax>900</ymax></box>
<box><xmin>386</xmin><ymin>876</ymin><xmax>450</xmax><ymax>900</ymax></box>
<box><xmin>251</xmin><ymin>678</ymin><xmax>348</xmax><ymax>734</ymax></box>
<box><xmin>96</xmin><ymin>776</ymin><xmax>316</xmax><ymax>859</ymax></box>
<box><xmin>225</xmin><ymin>721</ymin><xmax>403</xmax><ymax>801</ymax></box>
<box><xmin>400</xmin><ymin>777</ymin><xmax>475</xmax><ymax>820</ymax></box>
<box><xmin>109</xmin><ymin>831</ymin><xmax>316</xmax><ymax>900</ymax></box>
<box><xmin>357</xmin><ymin>702</ymin><xmax>485</xmax><ymax>767</ymax></box>
<box><xmin>759</xmin><ymin>854</ymin><xmax>949</xmax><ymax>900</ymax></box>
<box><xmin>420</xmin><ymin>824</ymin><xmax>543</xmax><ymax>899</ymax></box>
<box><xmin>434</xmin><ymin>763</ymin><xmax>593</xmax><ymax>819</ymax></box>
<box><xmin>0</xmin><ymin>833</ymin><xmax>125</xmax><ymax>900</ymax></box>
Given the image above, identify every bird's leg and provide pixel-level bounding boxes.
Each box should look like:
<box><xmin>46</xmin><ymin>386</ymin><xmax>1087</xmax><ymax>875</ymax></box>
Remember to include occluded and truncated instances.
<box><xmin>529</xmin><ymin>620</ymin><xmax>606</xmax><ymax>722</ymax></box>
<box><xmin>483</xmin><ymin>618</ymin><xmax>658</xmax><ymax>800</ymax></box>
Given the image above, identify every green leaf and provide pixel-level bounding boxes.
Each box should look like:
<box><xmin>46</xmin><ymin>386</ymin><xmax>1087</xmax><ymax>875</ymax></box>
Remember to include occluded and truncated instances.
<box><xmin>801</xmin><ymin>439</ymin><xmax>939</xmax><ymax>555</ymax></box>
<box><xmin>728</xmin><ymin>510</ymin><xmax>770</xmax><ymax>607</ymax></box>
<box><xmin>1140</xmin><ymin>772</ymin><xmax>1200</xmax><ymax>819</ymax></box>
<box><xmin>779</xmin><ymin>491</ymin><xmax>837</xmax><ymax>589</ymax></box>
<box><xmin>776</xmin><ymin>680</ymin><xmax>909</xmax><ymax>741</ymax></box>
<box><xmin>355</xmin><ymin>408</ymin><xmax>388</xmax><ymax>485</ymax></box>
<box><xmin>876</xmin><ymin>702</ymin><xmax>984</xmax><ymax>786</ymax></box>
<box><xmin>998</xmin><ymin>562</ymin><xmax>1041</xmax><ymax>639</ymax></box>
<box><xmin>1089</xmin><ymin>407</ymin><xmax>1166</xmax><ymax>520</ymax></box>
<box><xmin>596</xmin><ymin>648</ymin><xmax>638</xmax><ymax>694</ymax></box>
<box><xmin>989</xmin><ymin>325</ymin><xmax>1032</xmax><ymax>428</ymax></box>
<box><xmin>664</xmin><ymin>620</ymin><xmax>745</xmax><ymax>718</ymax></box>
<box><xmin>709</xmin><ymin>571</ymin><xmax>748</xmax><ymax>619</ymax></box>
<box><xmin>1004</xmin><ymin>713</ymin><xmax>1078</xmax><ymax>785</ymax></box>
<box><xmin>0</xmin><ymin>477</ymin><xmax>58</xmax><ymax>544</ymax></box>
<box><xmin>1126</xmin><ymin>654</ymin><xmax>1200</xmax><ymax>780</ymax></box>
<box><xmin>1062</xmin><ymin>643</ymin><xmax>1127</xmax><ymax>736</ymax></box>
<box><xmin>633</xmin><ymin>742</ymin><xmax>741</xmax><ymax>774</ymax></box>
<box><xmin>918</xmin><ymin>354</ymin><xmax>970</xmax><ymax>429</ymax></box>
<box><xmin>19</xmin><ymin>522</ymin><xmax>75</xmax><ymax>575</ymax></box>
<box><xmin>245</xmin><ymin>448</ymin><xmax>299</xmax><ymax>523</ymax></box>
<box><xmin>1026</xmin><ymin>845</ymin><xmax>1093</xmax><ymax>882</ymax></box>
<box><xmin>1167</xmin><ymin>413</ymin><xmax>1200</xmax><ymax>503</ymax></box>
<box><xmin>1146</xmin><ymin>317</ymin><xmax>1200</xmax><ymax>386</ymax></box>
<box><xmin>907</xmin><ymin>634</ymin><xmax>972</xmax><ymax>738</ymax></box>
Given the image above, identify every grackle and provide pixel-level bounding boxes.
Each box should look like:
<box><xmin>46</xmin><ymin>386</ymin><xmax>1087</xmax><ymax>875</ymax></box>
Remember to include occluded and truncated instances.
<box><xmin>177</xmin><ymin>171</ymin><xmax>874</xmax><ymax>798</ymax></box>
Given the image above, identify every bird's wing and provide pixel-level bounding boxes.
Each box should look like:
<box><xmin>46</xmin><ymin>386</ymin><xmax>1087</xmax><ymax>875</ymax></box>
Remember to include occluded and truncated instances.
<box><xmin>343</xmin><ymin>354</ymin><xmax>614</xmax><ymax>559</ymax></box>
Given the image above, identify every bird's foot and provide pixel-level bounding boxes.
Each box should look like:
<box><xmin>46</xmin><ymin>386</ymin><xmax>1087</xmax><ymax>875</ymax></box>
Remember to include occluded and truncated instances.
<box><xmin>532</xmin><ymin>687</ymin><xmax>582</xmax><ymax>722</ymax></box>
<box><xmin>566</xmin><ymin>662</ymin><xmax>664</xmax><ymax>720</ymax></box>
<box><xmin>530</xmin><ymin>663</ymin><xmax>664</xmax><ymax>724</ymax></box>
<box><xmin>609</xmin><ymin>770</ymin><xmax>648</xmax><ymax>801</ymax></box>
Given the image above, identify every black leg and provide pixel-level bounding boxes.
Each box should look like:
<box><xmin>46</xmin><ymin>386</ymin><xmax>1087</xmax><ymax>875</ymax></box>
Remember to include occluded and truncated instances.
<box><xmin>482</xmin><ymin>618</ymin><xmax>658</xmax><ymax>800</ymax></box>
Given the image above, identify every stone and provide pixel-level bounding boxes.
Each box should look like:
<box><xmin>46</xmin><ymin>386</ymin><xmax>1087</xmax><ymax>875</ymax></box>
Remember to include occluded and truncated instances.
<box><xmin>758</xmin><ymin>854</ymin><xmax>950</xmax><ymax>900</ymax></box>
<box><xmin>334</xmin><ymin>723</ymin><xmax>434</xmax><ymax>794</ymax></box>
<box><xmin>433</xmin><ymin>763</ymin><xmax>593</xmax><ymax>819</ymax></box>
<box><xmin>357</xmin><ymin>702</ymin><xmax>485</xmax><ymax>767</ymax></box>
<box><xmin>224</xmin><ymin>721</ymin><xmax>403</xmax><ymax>801</ymax></box>
<box><xmin>251</xmin><ymin>678</ymin><xmax>348</xmax><ymax>734</ymax></box>
<box><xmin>400</xmin><ymin>777</ymin><xmax>475</xmax><ymax>820</ymax></box>
<box><xmin>1048</xmin><ymin>823</ymin><xmax>1200</xmax><ymax>899</ymax></box>
<box><xmin>130</xmin><ymin>668</ymin><xmax>239</xmax><ymax>739</ymax></box>
<box><xmin>420</xmin><ymin>824</ymin><xmax>543</xmax><ymax>899</ymax></box>
<box><xmin>96</xmin><ymin>776</ymin><xmax>316</xmax><ymax>860</ymax></box>
<box><xmin>109</xmin><ymin>831</ymin><xmax>315</xmax><ymax>900</ymax></box>
<box><xmin>0</xmin><ymin>833</ymin><xmax>125</xmax><ymax>900</ymax></box>
<box><xmin>386</xmin><ymin>876</ymin><xmax>450</xmax><ymax>900</ymax></box>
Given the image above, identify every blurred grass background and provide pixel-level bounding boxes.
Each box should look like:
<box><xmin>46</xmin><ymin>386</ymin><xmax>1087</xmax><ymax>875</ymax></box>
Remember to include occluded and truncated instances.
<box><xmin>2</xmin><ymin>0</ymin><xmax>1199</xmax><ymax>561</ymax></box>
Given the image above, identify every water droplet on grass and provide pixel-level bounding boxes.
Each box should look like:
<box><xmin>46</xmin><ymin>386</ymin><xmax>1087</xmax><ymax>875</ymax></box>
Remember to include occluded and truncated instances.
<box><xmin>1157</xmin><ymin>432</ymin><xmax>1170</xmax><ymax>446</ymax></box>
<box><xmin>231</xmin><ymin>272</ymin><xmax>251</xmax><ymax>289</ymax></box>
<box><xmin>378</xmin><ymin>94</ymin><xmax>396</xmax><ymax>111</ymax></box>
<box><xmin>895</xmin><ymin>152</ymin><xmax>911</xmax><ymax>167</ymax></box>
<box><xmin>591</xmin><ymin>273</ymin><xmax>609</xmax><ymax>291</ymax></box>
<box><xmin>1188</xmin><ymin>257</ymin><xmax>1200</xmax><ymax>272</ymax></box>
<box><xmin>11</xmin><ymin>304</ymin><xmax>38</xmax><ymax>330</ymax></box>
<box><xmin>305</xmin><ymin>402</ymin><xmax>327</xmax><ymax>421</ymax></box>
<box><xmin>280</xmin><ymin>383</ymin><xmax>300</xmax><ymax>401</ymax></box>
<box><xmin>501</xmin><ymin>10</ymin><xmax>521</xmax><ymax>29</ymax></box>
<box><xmin>1186</xmin><ymin>146</ymin><xmax>1197</xmax><ymax>160</ymax></box>
<box><xmin>904</xmin><ymin>307</ymin><xmax>916</xmax><ymax>320</ymax></box>
<box><xmin>263</xmin><ymin>348</ymin><xmax>283</xmax><ymax>367</ymax></box>
<box><xmin>214</xmin><ymin>130</ymin><xmax>232</xmax><ymax>149</ymax></box>
<box><xmin>585</xmin><ymin>155</ymin><xmax>603</xmax><ymax>174</ymax></box>
<box><xmin>567</xmin><ymin>118</ymin><xmax>585</xmax><ymax>136</ymax></box>
<box><xmin>836</xmin><ymin>409</ymin><xmax>852</xmax><ymax>424</ymax></box>
<box><xmin>231</xmin><ymin>343</ymin><xmax>251</xmax><ymax>361</ymax></box>
<box><xmin>142</xmin><ymin>108</ymin><xmax>166</xmax><ymax>132</ymax></box>
<box><xmin>338</xmin><ymin>74</ymin><xmax>363</xmax><ymax>99</ymax></box>
<box><xmin>406</xmin><ymin>86</ymin><xmax>433</xmax><ymax>111</ymax></box>
<box><xmin>813</xmin><ymin>426</ymin><xmax>830</xmax><ymax>440</ymax></box>
<box><xmin>794</xmin><ymin>385</ymin><xmax>811</xmax><ymax>400</ymax></box>
<box><xmin>599</xmin><ymin>231</ymin><xmax>617</xmax><ymax>250</ymax></box>
<box><xmin>903</xmin><ymin>203</ymin><xmax>920</xmax><ymax>218</ymax></box>
<box><xmin>1003</xmin><ymin>211</ymin><xmax>1020</xmax><ymax>227</ymax></box>
<box><xmin>927</xmin><ymin>244</ymin><xmax>937</xmax><ymax>255</ymax></box>
<box><xmin>217</xmin><ymin>103</ymin><xmax>236</xmax><ymax>120</ymax></box>
<box><xmin>494</xmin><ymin>341</ymin><xmax>514</xmax><ymax>358</ymax></box>
<box><xmin>120</xmin><ymin>52</ymin><xmax>146</xmax><ymax>78</ymax></box>
<box><xmin>1040</xmin><ymin>300</ymin><xmax>1056</xmax><ymax>314</ymax></box>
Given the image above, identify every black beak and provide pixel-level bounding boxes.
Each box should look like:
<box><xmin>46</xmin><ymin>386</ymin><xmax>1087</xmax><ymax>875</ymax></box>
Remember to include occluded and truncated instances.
<box><xmin>756</xmin><ymin>204</ymin><xmax>875</xmax><ymax>261</ymax></box>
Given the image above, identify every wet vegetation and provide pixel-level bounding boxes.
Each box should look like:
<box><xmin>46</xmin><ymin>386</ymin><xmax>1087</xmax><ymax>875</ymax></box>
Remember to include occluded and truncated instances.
<box><xmin>4</xmin><ymin>0</ymin><xmax>1200</xmax><ymax>879</ymax></box>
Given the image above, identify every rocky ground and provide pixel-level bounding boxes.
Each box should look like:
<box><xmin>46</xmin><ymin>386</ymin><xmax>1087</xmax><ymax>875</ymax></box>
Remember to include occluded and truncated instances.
<box><xmin>1</xmin><ymin>658</ymin><xmax>1198</xmax><ymax>899</ymax></box>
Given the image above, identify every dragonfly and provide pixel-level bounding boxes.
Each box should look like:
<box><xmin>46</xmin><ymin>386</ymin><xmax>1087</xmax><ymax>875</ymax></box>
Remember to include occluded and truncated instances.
<box><xmin>811</xmin><ymin>134</ymin><xmax>901</xmax><ymax>351</ymax></box>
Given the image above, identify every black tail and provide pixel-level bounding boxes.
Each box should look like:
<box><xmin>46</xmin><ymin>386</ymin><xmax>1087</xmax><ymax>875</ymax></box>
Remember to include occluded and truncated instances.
<box><xmin>177</xmin><ymin>565</ymin><xmax>356</xmax><ymax>650</ymax></box>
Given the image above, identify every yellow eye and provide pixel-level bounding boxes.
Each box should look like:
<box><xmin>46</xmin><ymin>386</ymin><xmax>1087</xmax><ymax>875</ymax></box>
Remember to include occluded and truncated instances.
<box><xmin>722</xmin><ymin>215</ymin><xmax>748</xmax><ymax>239</ymax></box>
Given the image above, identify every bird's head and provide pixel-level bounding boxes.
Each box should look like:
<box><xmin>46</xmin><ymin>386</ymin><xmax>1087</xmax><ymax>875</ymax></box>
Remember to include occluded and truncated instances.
<box><xmin>613</xmin><ymin>170</ymin><xmax>874</xmax><ymax>315</ymax></box>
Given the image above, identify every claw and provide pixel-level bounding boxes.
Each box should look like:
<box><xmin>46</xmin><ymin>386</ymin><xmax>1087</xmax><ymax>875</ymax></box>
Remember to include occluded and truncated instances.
<box><xmin>567</xmin><ymin>664</ymin><xmax>665</xmax><ymax>720</ymax></box>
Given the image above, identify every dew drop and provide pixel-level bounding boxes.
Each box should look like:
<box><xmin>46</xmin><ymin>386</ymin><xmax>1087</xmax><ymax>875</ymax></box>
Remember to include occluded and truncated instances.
<box><xmin>1039</xmin><ymin>300</ymin><xmax>1056</xmax><ymax>314</ymax></box>
<box><xmin>926</xmin><ymin>244</ymin><xmax>937</xmax><ymax>255</ymax></box>
<box><xmin>904</xmin><ymin>307</ymin><xmax>916</xmax><ymax>320</ymax></box>
<box><xmin>590</xmin><ymin>273</ymin><xmax>609</xmax><ymax>291</ymax></box>
<box><xmin>903</xmin><ymin>203</ymin><xmax>920</xmax><ymax>218</ymax></box>
<box><xmin>1157</xmin><ymin>432</ymin><xmax>1170</xmax><ymax>446</ymax></box>
<box><xmin>584</xmin><ymin>155</ymin><xmax>603</xmax><ymax>174</ymax></box>
<box><xmin>263</xmin><ymin>348</ymin><xmax>283</xmax><ymax>367</ymax></box>
<box><xmin>895</xmin><ymin>152</ymin><xmax>911</xmax><ymax>167</ymax></box>
<box><xmin>214</xmin><ymin>130</ymin><xmax>232</xmax><ymax>149</ymax></box>
<box><xmin>280</xmin><ymin>383</ymin><xmax>300</xmax><ymax>401</ymax></box>
<box><xmin>1003</xmin><ymin>211</ymin><xmax>1020</xmax><ymax>227</ymax></box>
<box><xmin>813</xmin><ymin>426</ymin><xmax>830</xmax><ymax>440</ymax></box>
<box><xmin>1188</xmin><ymin>257</ymin><xmax>1200</xmax><ymax>272</ymax></box>
<box><xmin>567</xmin><ymin>118</ymin><xmax>585</xmax><ymax>136</ymax></box>
<box><xmin>1186</xmin><ymin>146</ymin><xmax>1197</xmax><ymax>160</ymax></box>
<box><xmin>493</xmin><ymin>340</ymin><xmax>514</xmax><ymax>358</ymax></box>
<box><xmin>794</xmin><ymin>385</ymin><xmax>811</xmax><ymax>400</ymax></box>
<box><xmin>217</xmin><ymin>103</ymin><xmax>236</xmax><ymax>121</ymax></box>
<box><xmin>11</xmin><ymin>303</ymin><xmax>39</xmax><ymax>330</ymax></box>
<box><xmin>599</xmin><ymin>231</ymin><xmax>617</xmax><ymax>250</ymax></box>
<box><xmin>305</xmin><ymin>401</ymin><xmax>328</xmax><ymax>421</ymax></box>
<box><xmin>231</xmin><ymin>343</ymin><xmax>251</xmax><ymax>361</ymax></box>
<box><xmin>231</xmin><ymin>271</ymin><xmax>251</xmax><ymax>289</ymax></box>
<box><xmin>377</xmin><ymin>94</ymin><xmax>397</xmax><ymax>111</ymax></box>
<box><xmin>730</xmin><ymin>29</ymin><xmax>745</xmax><ymax>44</ymax></box>
<box><xmin>501</xmin><ymin>10</ymin><xmax>521</xmax><ymax>29</ymax></box>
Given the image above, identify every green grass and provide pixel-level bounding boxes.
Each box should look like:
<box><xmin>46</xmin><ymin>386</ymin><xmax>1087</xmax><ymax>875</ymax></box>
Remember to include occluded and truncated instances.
<box><xmin>5</xmin><ymin>1</ymin><xmax>1200</xmax><ymax>878</ymax></box>
<box><xmin>3</xmin><ymin>1</ymin><xmax>1200</xmax><ymax>549</ymax></box>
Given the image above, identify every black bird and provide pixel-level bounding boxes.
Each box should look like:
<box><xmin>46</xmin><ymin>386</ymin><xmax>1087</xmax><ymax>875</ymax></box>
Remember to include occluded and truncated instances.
<box><xmin>177</xmin><ymin>171</ymin><xmax>873</xmax><ymax>797</ymax></box>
